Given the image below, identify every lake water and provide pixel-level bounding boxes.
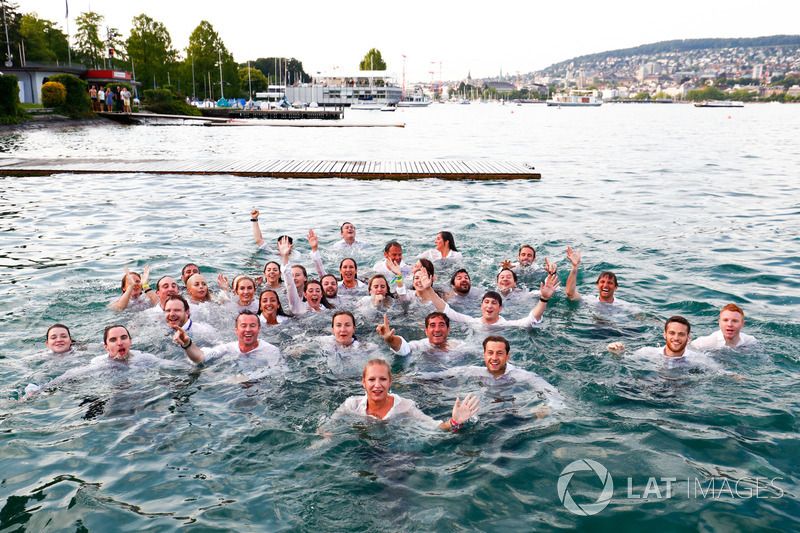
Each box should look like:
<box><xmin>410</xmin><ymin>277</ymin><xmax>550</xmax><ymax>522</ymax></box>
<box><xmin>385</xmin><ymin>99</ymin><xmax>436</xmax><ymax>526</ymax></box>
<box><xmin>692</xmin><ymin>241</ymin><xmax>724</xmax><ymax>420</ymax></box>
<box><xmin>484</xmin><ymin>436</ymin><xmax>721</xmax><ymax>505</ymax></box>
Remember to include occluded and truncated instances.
<box><xmin>1</xmin><ymin>103</ymin><xmax>799</xmax><ymax>531</ymax></box>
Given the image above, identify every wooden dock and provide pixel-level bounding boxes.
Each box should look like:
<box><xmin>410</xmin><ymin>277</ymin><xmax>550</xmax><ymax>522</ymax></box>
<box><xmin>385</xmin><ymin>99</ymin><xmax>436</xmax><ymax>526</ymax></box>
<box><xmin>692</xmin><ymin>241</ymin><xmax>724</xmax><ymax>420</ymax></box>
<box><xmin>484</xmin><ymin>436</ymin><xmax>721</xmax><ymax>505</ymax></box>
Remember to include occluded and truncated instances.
<box><xmin>0</xmin><ymin>158</ymin><xmax>541</xmax><ymax>180</ymax></box>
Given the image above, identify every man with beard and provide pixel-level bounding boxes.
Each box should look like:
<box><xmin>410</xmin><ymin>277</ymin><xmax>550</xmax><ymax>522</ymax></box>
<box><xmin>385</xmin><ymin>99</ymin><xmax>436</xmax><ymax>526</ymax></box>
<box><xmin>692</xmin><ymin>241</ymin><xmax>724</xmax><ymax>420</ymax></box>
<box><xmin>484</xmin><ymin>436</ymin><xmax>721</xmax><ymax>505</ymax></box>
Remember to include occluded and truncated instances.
<box><xmin>320</xmin><ymin>274</ymin><xmax>343</xmax><ymax>306</ymax></box>
<box><xmin>445</xmin><ymin>269</ymin><xmax>473</xmax><ymax>302</ymax></box>
<box><xmin>607</xmin><ymin>316</ymin><xmax>694</xmax><ymax>358</ymax></box>
<box><xmin>162</xmin><ymin>295</ymin><xmax>218</xmax><ymax>344</ymax></box>
<box><xmin>377</xmin><ymin>312</ymin><xmax>461</xmax><ymax>357</ymax></box>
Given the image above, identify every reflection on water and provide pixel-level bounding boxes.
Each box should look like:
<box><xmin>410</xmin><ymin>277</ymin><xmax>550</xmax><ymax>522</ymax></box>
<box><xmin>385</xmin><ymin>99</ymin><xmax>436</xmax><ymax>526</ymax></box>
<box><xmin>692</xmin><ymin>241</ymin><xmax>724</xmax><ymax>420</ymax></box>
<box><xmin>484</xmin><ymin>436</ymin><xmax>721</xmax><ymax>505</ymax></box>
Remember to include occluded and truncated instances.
<box><xmin>1</xmin><ymin>105</ymin><xmax>799</xmax><ymax>531</ymax></box>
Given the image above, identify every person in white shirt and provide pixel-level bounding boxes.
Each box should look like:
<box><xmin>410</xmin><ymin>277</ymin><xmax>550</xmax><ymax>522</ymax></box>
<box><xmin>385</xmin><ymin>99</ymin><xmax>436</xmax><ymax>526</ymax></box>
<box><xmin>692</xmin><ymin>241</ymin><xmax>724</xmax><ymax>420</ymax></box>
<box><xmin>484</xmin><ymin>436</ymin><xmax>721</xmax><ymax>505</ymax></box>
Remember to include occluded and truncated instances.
<box><xmin>250</xmin><ymin>208</ymin><xmax>296</xmax><ymax>256</ymax></box>
<box><xmin>331</xmin><ymin>221</ymin><xmax>368</xmax><ymax>250</ymax></box>
<box><xmin>377</xmin><ymin>312</ymin><xmax>462</xmax><ymax>357</ymax></box>
<box><xmin>45</xmin><ymin>324</ymin><xmax>74</xmax><ymax>355</ymax></box>
<box><xmin>142</xmin><ymin>276</ymin><xmax>181</xmax><ymax>318</ymax></box>
<box><xmin>217</xmin><ymin>274</ymin><xmax>259</xmax><ymax>312</ymax></box>
<box><xmin>173</xmin><ymin>311</ymin><xmax>282</xmax><ymax>368</ymax></box>
<box><xmin>326</xmin><ymin>359</ymin><xmax>479</xmax><ymax>432</ymax></box>
<box><xmin>180</xmin><ymin>263</ymin><xmax>200</xmax><ymax>286</ymax></box>
<box><xmin>162</xmin><ymin>295</ymin><xmax>218</xmax><ymax>343</ymax></box>
<box><xmin>565</xmin><ymin>246</ymin><xmax>625</xmax><ymax>305</ymax></box>
<box><xmin>320</xmin><ymin>274</ymin><xmax>343</xmax><ymax>307</ymax></box>
<box><xmin>445</xmin><ymin>269</ymin><xmax>474</xmax><ymax>302</ymax></box>
<box><xmin>418</xmin><ymin>231</ymin><xmax>463</xmax><ymax>261</ymax></box>
<box><xmin>256</xmin><ymin>289</ymin><xmax>292</xmax><ymax>326</ymax></box>
<box><xmin>308</xmin><ymin>229</ymin><xmax>367</xmax><ymax>298</ymax></box>
<box><xmin>416</xmin><ymin>268</ymin><xmax>559</xmax><ymax>330</ymax></box>
<box><xmin>372</xmin><ymin>240</ymin><xmax>413</xmax><ymax>281</ymax></box>
<box><xmin>691</xmin><ymin>303</ymin><xmax>758</xmax><ymax>350</ymax></box>
<box><xmin>109</xmin><ymin>265</ymin><xmax>157</xmax><ymax>311</ymax></box>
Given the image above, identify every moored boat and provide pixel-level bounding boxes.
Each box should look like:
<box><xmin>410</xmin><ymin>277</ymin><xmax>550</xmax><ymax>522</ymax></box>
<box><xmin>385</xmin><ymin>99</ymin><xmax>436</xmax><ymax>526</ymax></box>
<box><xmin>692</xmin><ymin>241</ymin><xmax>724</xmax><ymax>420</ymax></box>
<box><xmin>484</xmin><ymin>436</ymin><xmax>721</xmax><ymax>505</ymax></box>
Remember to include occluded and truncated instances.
<box><xmin>546</xmin><ymin>90</ymin><xmax>603</xmax><ymax>107</ymax></box>
<box><xmin>694</xmin><ymin>100</ymin><xmax>744</xmax><ymax>108</ymax></box>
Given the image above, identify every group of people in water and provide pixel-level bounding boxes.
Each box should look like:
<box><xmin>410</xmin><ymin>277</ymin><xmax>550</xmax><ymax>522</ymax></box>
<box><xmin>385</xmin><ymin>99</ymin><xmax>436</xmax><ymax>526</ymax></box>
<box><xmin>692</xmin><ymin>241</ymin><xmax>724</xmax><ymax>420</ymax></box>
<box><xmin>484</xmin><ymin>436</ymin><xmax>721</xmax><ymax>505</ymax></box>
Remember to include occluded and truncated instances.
<box><xmin>27</xmin><ymin>210</ymin><xmax>758</xmax><ymax>434</ymax></box>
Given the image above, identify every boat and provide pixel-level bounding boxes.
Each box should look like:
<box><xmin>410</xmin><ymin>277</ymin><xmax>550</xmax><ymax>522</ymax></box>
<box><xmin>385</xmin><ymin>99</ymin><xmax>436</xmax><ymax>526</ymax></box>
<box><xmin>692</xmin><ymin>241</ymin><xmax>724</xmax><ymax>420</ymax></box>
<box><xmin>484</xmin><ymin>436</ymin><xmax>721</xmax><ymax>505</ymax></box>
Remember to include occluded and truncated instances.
<box><xmin>282</xmin><ymin>71</ymin><xmax>402</xmax><ymax>108</ymax></box>
<box><xmin>694</xmin><ymin>100</ymin><xmax>744</xmax><ymax>108</ymax></box>
<box><xmin>546</xmin><ymin>90</ymin><xmax>603</xmax><ymax>107</ymax></box>
<box><xmin>397</xmin><ymin>91</ymin><xmax>432</xmax><ymax>107</ymax></box>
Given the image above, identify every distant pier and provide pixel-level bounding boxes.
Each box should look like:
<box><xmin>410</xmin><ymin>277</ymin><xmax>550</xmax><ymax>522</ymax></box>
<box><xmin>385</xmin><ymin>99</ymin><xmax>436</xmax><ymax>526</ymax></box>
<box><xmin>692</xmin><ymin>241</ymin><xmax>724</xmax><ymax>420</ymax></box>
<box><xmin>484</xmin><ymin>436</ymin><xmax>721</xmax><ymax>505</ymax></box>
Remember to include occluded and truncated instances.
<box><xmin>0</xmin><ymin>158</ymin><xmax>541</xmax><ymax>180</ymax></box>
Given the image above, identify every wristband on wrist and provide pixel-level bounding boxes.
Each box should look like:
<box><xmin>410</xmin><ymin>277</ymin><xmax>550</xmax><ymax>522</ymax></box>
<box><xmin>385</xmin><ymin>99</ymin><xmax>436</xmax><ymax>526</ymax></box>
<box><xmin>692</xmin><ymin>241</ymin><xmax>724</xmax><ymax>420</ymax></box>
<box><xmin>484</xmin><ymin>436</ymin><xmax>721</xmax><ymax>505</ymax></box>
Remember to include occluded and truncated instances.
<box><xmin>449</xmin><ymin>418</ymin><xmax>464</xmax><ymax>432</ymax></box>
<box><xmin>391</xmin><ymin>276</ymin><xmax>403</xmax><ymax>285</ymax></box>
<box><xmin>141</xmin><ymin>284</ymin><xmax>150</xmax><ymax>290</ymax></box>
<box><xmin>181</xmin><ymin>338</ymin><xmax>192</xmax><ymax>350</ymax></box>
<box><xmin>144</xmin><ymin>288</ymin><xmax>153</xmax><ymax>293</ymax></box>
<box><xmin>539</xmin><ymin>297</ymin><xmax>549</xmax><ymax>303</ymax></box>
<box><xmin>251</xmin><ymin>218</ymin><xmax>259</xmax><ymax>222</ymax></box>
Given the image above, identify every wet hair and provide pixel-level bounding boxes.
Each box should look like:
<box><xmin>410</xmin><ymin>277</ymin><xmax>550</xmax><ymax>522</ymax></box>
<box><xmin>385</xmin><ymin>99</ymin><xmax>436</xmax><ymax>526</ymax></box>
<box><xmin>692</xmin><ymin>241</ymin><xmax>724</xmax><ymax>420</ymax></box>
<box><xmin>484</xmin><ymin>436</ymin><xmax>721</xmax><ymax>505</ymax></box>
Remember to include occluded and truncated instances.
<box><xmin>121</xmin><ymin>272</ymin><xmax>141</xmax><ymax>291</ymax></box>
<box><xmin>362</xmin><ymin>358</ymin><xmax>392</xmax><ymax>380</ymax></box>
<box><xmin>233</xmin><ymin>275</ymin><xmax>256</xmax><ymax>292</ymax></box>
<box><xmin>340</xmin><ymin>221</ymin><xmax>354</xmax><ymax>232</ymax></box>
<box><xmin>332</xmin><ymin>310</ymin><xmax>356</xmax><ymax>327</ymax></box>
<box><xmin>497</xmin><ymin>268</ymin><xmax>518</xmax><ymax>283</ymax></box>
<box><xmin>103</xmin><ymin>324</ymin><xmax>130</xmax><ymax>344</ymax></box>
<box><xmin>46</xmin><ymin>324</ymin><xmax>72</xmax><ymax>341</ymax></box>
<box><xmin>721</xmin><ymin>303</ymin><xmax>744</xmax><ymax>319</ymax></box>
<box><xmin>519</xmin><ymin>245</ymin><xmax>536</xmax><ymax>259</ymax></box>
<box><xmin>483</xmin><ymin>335</ymin><xmax>510</xmax><ymax>354</ymax></box>
<box><xmin>276</xmin><ymin>235</ymin><xmax>294</xmax><ymax>245</ymax></box>
<box><xmin>258</xmin><ymin>289</ymin><xmax>291</xmax><ymax>317</ymax></box>
<box><xmin>596</xmin><ymin>271</ymin><xmax>618</xmax><ymax>287</ymax></box>
<box><xmin>186</xmin><ymin>273</ymin><xmax>211</xmax><ymax>302</ymax></box>
<box><xmin>450</xmin><ymin>268</ymin><xmax>470</xmax><ymax>287</ymax></box>
<box><xmin>305</xmin><ymin>279</ymin><xmax>335</xmax><ymax>309</ymax></box>
<box><xmin>263</xmin><ymin>261</ymin><xmax>284</xmax><ymax>283</ymax></box>
<box><xmin>384</xmin><ymin>240</ymin><xmax>402</xmax><ymax>254</ymax></box>
<box><xmin>665</xmin><ymin>315</ymin><xmax>691</xmax><ymax>334</ymax></box>
<box><xmin>368</xmin><ymin>274</ymin><xmax>397</xmax><ymax>299</ymax></box>
<box><xmin>164</xmin><ymin>294</ymin><xmax>190</xmax><ymax>311</ymax></box>
<box><xmin>156</xmin><ymin>276</ymin><xmax>175</xmax><ymax>292</ymax></box>
<box><xmin>416</xmin><ymin>258</ymin><xmax>435</xmax><ymax>278</ymax></box>
<box><xmin>439</xmin><ymin>231</ymin><xmax>458</xmax><ymax>252</ymax></box>
<box><xmin>481</xmin><ymin>291</ymin><xmax>504</xmax><ymax>307</ymax></box>
<box><xmin>181</xmin><ymin>263</ymin><xmax>199</xmax><ymax>280</ymax></box>
<box><xmin>424</xmin><ymin>312</ymin><xmax>450</xmax><ymax>329</ymax></box>
<box><xmin>235</xmin><ymin>309</ymin><xmax>261</xmax><ymax>327</ymax></box>
<box><xmin>339</xmin><ymin>258</ymin><xmax>358</xmax><ymax>276</ymax></box>
<box><xmin>321</xmin><ymin>273</ymin><xmax>339</xmax><ymax>285</ymax></box>
<box><xmin>292</xmin><ymin>264</ymin><xmax>308</xmax><ymax>279</ymax></box>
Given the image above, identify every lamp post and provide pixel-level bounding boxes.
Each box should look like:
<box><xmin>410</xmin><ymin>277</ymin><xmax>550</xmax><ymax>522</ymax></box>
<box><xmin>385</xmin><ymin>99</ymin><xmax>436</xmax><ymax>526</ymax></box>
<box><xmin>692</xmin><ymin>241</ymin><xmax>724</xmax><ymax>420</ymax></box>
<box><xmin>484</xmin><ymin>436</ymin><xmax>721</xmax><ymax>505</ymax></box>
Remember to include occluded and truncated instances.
<box><xmin>218</xmin><ymin>48</ymin><xmax>224</xmax><ymax>100</ymax></box>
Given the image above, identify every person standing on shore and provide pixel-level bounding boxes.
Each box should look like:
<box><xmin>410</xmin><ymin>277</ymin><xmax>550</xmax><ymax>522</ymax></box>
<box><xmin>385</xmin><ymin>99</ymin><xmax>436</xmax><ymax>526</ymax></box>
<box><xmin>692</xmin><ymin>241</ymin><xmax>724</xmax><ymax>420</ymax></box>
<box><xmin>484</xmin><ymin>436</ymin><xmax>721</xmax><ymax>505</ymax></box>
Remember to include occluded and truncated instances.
<box><xmin>105</xmin><ymin>87</ymin><xmax>114</xmax><ymax>112</ymax></box>
<box><xmin>121</xmin><ymin>86</ymin><xmax>132</xmax><ymax>114</ymax></box>
<box><xmin>97</xmin><ymin>86</ymin><xmax>105</xmax><ymax>112</ymax></box>
<box><xmin>89</xmin><ymin>85</ymin><xmax>98</xmax><ymax>112</ymax></box>
<box><xmin>114</xmin><ymin>86</ymin><xmax>123</xmax><ymax>113</ymax></box>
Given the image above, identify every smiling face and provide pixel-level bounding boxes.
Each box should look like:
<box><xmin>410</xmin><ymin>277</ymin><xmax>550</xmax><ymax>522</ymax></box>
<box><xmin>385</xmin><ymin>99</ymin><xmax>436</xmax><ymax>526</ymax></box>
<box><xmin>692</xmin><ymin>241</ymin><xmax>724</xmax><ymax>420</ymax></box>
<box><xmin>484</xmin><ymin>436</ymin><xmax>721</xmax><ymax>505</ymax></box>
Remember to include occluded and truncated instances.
<box><xmin>481</xmin><ymin>297</ymin><xmax>503</xmax><ymax>323</ymax></box>
<box><xmin>341</xmin><ymin>222</ymin><xmax>356</xmax><ymax>242</ymax></box>
<box><xmin>264</xmin><ymin>262</ymin><xmax>281</xmax><ymax>285</ymax></box>
<box><xmin>46</xmin><ymin>327</ymin><xmax>72</xmax><ymax>354</ymax></box>
<box><xmin>518</xmin><ymin>246</ymin><xmax>535</xmax><ymax>266</ymax></box>
<box><xmin>413</xmin><ymin>269</ymin><xmax>430</xmax><ymax>292</ymax></box>
<box><xmin>484</xmin><ymin>340</ymin><xmax>510</xmax><ymax>377</ymax></box>
<box><xmin>384</xmin><ymin>245</ymin><xmax>403</xmax><ymax>265</ymax></box>
<box><xmin>164</xmin><ymin>299</ymin><xmax>189</xmax><ymax>328</ymax></box>
<box><xmin>663</xmin><ymin>321</ymin><xmax>690</xmax><ymax>357</ymax></box>
<box><xmin>104</xmin><ymin>326</ymin><xmax>132</xmax><ymax>361</ymax></box>
<box><xmin>305</xmin><ymin>282</ymin><xmax>324</xmax><ymax>310</ymax></box>
<box><xmin>362</xmin><ymin>363</ymin><xmax>392</xmax><ymax>404</ymax></box>
<box><xmin>719</xmin><ymin>309</ymin><xmax>744</xmax><ymax>342</ymax></box>
<box><xmin>340</xmin><ymin>259</ymin><xmax>357</xmax><ymax>282</ymax></box>
<box><xmin>181</xmin><ymin>264</ymin><xmax>200</xmax><ymax>283</ymax></box>
<box><xmin>186</xmin><ymin>274</ymin><xmax>208</xmax><ymax>301</ymax></box>
<box><xmin>235</xmin><ymin>314</ymin><xmax>261</xmax><ymax>350</ymax></box>
<box><xmin>452</xmin><ymin>271</ymin><xmax>471</xmax><ymax>295</ymax></box>
<box><xmin>291</xmin><ymin>266</ymin><xmax>307</xmax><ymax>290</ymax></box>
<box><xmin>157</xmin><ymin>277</ymin><xmax>179</xmax><ymax>306</ymax></box>
<box><xmin>259</xmin><ymin>291</ymin><xmax>279</xmax><ymax>317</ymax></box>
<box><xmin>235</xmin><ymin>279</ymin><xmax>256</xmax><ymax>305</ymax></box>
<box><xmin>321</xmin><ymin>276</ymin><xmax>339</xmax><ymax>298</ymax></box>
<box><xmin>424</xmin><ymin>316</ymin><xmax>450</xmax><ymax>348</ymax></box>
<box><xmin>123</xmin><ymin>273</ymin><xmax>142</xmax><ymax>298</ymax></box>
<box><xmin>497</xmin><ymin>270</ymin><xmax>517</xmax><ymax>291</ymax></box>
<box><xmin>596</xmin><ymin>274</ymin><xmax>618</xmax><ymax>303</ymax></box>
<box><xmin>332</xmin><ymin>314</ymin><xmax>355</xmax><ymax>345</ymax></box>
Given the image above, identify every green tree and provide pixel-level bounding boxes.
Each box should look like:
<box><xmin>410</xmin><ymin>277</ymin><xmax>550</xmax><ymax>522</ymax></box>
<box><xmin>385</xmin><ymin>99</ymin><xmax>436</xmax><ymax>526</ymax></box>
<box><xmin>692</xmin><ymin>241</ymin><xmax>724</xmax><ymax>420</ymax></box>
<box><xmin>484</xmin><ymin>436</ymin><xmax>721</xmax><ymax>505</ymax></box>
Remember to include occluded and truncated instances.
<box><xmin>685</xmin><ymin>85</ymin><xmax>726</xmax><ymax>102</ymax></box>
<box><xmin>359</xmin><ymin>48</ymin><xmax>386</xmax><ymax>70</ymax></box>
<box><xmin>126</xmin><ymin>14</ymin><xmax>176</xmax><ymax>90</ymax></box>
<box><xmin>74</xmin><ymin>11</ymin><xmax>104</xmax><ymax>68</ymax></box>
<box><xmin>249</xmin><ymin>57</ymin><xmax>309</xmax><ymax>85</ymax></box>
<box><xmin>19</xmin><ymin>13</ymin><xmax>69</xmax><ymax>63</ymax></box>
<box><xmin>239</xmin><ymin>67</ymin><xmax>268</xmax><ymax>98</ymax></box>
<box><xmin>0</xmin><ymin>1</ymin><xmax>22</xmax><ymax>66</ymax></box>
<box><xmin>183</xmin><ymin>21</ymin><xmax>239</xmax><ymax>99</ymax></box>
<box><xmin>633</xmin><ymin>91</ymin><xmax>650</xmax><ymax>100</ymax></box>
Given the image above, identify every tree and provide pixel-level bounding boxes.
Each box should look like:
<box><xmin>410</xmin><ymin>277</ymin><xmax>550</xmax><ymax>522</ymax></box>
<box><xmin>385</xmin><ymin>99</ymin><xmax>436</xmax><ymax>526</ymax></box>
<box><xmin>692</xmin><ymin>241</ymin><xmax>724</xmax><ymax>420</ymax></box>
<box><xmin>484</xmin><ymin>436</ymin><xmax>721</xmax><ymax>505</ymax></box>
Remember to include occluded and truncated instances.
<box><xmin>239</xmin><ymin>67</ymin><xmax>268</xmax><ymax>98</ymax></box>
<box><xmin>0</xmin><ymin>1</ymin><xmax>22</xmax><ymax>66</ymax></box>
<box><xmin>183</xmin><ymin>21</ymin><xmax>239</xmax><ymax>99</ymax></box>
<box><xmin>359</xmin><ymin>48</ymin><xmax>386</xmax><ymax>70</ymax></box>
<box><xmin>19</xmin><ymin>13</ymin><xmax>69</xmax><ymax>64</ymax></box>
<box><xmin>74</xmin><ymin>11</ymin><xmax>104</xmax><ymax>68</ymax></box>
<box><xmin>633</xmin><ymin>91</ymin><xmax>650</xmax><ymax>100</ymax></box>
<box><xmin>126</xmin><ymin>14</ymin><xmax>176</xmax><ymax>90</ymax></box>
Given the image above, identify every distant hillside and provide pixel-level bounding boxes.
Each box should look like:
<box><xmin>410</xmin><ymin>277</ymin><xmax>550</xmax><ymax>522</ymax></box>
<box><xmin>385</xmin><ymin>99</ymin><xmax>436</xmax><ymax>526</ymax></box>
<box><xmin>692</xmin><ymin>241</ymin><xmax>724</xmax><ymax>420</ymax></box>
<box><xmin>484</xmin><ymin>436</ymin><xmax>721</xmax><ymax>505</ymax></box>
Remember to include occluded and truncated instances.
<box><xmin>544</xmin><ymin>35</ymin><xmax>800</xmax><ymax>72</ymax></box>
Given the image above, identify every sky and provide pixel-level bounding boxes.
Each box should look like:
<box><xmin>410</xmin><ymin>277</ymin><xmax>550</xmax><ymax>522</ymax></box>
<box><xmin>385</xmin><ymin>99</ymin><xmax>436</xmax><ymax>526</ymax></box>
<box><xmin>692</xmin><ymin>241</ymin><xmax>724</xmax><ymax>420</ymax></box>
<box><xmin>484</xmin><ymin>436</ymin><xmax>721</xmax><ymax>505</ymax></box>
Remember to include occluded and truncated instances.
<box><xmin>20</xmin><ymin>0</ymin><xmax>800</xmax><ymax>83</ymax></box>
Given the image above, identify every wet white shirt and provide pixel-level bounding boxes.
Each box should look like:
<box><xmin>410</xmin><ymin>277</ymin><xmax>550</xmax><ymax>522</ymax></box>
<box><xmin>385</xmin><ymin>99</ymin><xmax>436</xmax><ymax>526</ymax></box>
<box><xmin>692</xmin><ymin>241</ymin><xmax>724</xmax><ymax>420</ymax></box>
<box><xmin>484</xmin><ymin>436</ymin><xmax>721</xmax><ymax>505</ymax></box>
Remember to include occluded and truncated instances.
<box><xmin>690</xmin><ymin>330</ymin><xmax>758</xmax><ymax>350</ymax></box>
<box><xmin>442</xmin><ymin>303</ymin><xmax>542</xmax><ymax>330</ymax></box>
<box><xmin>332</xmin><ymin>393</ymin><xmax>440</xmax><ymax>428</ymax></box>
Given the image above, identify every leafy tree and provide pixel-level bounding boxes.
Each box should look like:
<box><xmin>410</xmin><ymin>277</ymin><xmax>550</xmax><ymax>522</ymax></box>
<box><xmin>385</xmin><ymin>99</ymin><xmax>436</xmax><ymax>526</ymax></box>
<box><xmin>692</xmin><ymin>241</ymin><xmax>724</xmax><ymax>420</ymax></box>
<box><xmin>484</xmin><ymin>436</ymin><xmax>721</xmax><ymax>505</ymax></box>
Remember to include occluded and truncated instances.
<box><xmin>183</xmin><ymin>21</ymin><xmax>239</xmax><ymax>99</ymax></box>
<box><xmin>0</xmin><ymin>1</ymin><xmax>22</xmax><ymax>66</ymax></box>
<box><xmin>728</xmin><ymin>89</ymin><xmax>757</xmax><ymax>102</ymax></box>
<box><xmin>126</xmin><ymin>14</ymin><xmax>176</xmax><ymax>90</ymax></box>
<box><xmin>48</xmin><ymin>73</ymin><xmax>91</xmax><ymax>117</ymax></box>
<box><xmin>239</xmin><ymin>67</ymin><xmax>268</xmax><ymax>97</ymax></box>
<box><xmin>685</xmin><ymin>85</ymin><xmax>726</xmax><ymax>102</ymax></box>
<box><xmin>74</xmin><ymin>11</ymin><xmax>104</xmax><ymax>68</ymax></box>
<box><xmin>359</xmin><ymin>48</ymin><xmax>386</xmax><ymax>70</ymax></box>
<box><xmin>19</xmin><ymin>14</ymin><xmax>69</xmax><ymax>64</ymax></box>
<box><xmin>633</xmin><ymin>91</ymin><xmax>650</xmax><ymax>100</ymax></box>
<box><xmin>0</xmin><ymin>73</ymin><xmax>23</xmax><ymax>120</ymax></box>
<box><xmin>249</xmin><ymin>57</ymin><xmax>310</xmax><ymax>85</ymax></box>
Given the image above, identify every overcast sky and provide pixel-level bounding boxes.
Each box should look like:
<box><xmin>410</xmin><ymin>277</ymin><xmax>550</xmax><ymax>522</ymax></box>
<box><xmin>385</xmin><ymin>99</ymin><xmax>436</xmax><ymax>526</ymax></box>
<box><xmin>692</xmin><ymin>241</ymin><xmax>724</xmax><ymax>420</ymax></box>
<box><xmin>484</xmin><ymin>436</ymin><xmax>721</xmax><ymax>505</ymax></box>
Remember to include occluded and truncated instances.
<box><xmin>21</xmin><ymin>0</ymin><xmax>800</xmax><ymax>82</ymax></box>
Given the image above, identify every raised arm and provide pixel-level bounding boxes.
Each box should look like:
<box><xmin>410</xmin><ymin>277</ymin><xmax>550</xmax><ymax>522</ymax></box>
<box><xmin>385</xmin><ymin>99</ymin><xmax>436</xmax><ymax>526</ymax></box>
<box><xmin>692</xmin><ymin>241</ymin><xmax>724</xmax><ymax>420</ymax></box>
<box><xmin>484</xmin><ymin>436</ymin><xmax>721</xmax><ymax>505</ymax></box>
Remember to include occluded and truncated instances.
<box><xmin>376</xmin><ymin>314</ymin><xmax>403</xmax><ymax>352</ymax></box>
<box><xmin>307</xmin><ymin>229</ymin><xmax>328</xmax><ymax>278</ymax></box>
<box><xmin>217</xmin><ymin>273</ymin><xmax>231</xmax><ymax>300</ymax></box>
<box><xmin>531</xmin><ymin>273</ymin><xmax>560</xmax><ymax>321</ymax></box>
<box><xmin>140</xmin><ymin>265</ymin><xmax>157</xmax><ymax>305</ymax></box>
<box><xmin>173</xmin><ymin>325</ymin><xmax>206</xmax><ymax>363</ymax></box>
<box><xmin>251</xmin><ymin>209</ymin><xmax>266</xmax><ymax>248</ymax></box>
<box><xmin>109</xmin><ymin>267</ymin><xmax>137</xmax><ymax>311</ymax></box>
<box><xmin>414</xmin><ymin>269</ymin><xmax>447</xmax><ymax>312</ymax></box>
<box><xmin>438</xmin><ymin>393</ymin><xmax>480</xmax><ymax>431</ymax></box>
<box><xmin>278</xmin><ymin>237</ymin><xmax>304</xmax><ymax>315</ymax></box>
<box><xmin>565</xmin><ymin>246</ymin><xmax>582</xmax><ymax>301</ymax></box>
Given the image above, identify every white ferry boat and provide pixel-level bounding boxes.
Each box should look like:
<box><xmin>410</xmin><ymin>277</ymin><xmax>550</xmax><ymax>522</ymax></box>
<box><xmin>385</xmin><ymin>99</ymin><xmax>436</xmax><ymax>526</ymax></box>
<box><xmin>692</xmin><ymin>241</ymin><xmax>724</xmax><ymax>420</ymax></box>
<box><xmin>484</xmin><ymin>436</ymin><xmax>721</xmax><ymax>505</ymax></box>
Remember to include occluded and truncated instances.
<box><xmin>694</xmin><ymin>100</ymin><xmax>744</xmax><ymax>108</ymax></box>
<box><xmin>282</xmin><ymin>71</ymin><xmax>402</xmax><ymax>107</ymax></box>
<box><xmin>546</xmin><ymin>90</ymin><xmax>603</xmax><ymax>107</ymax></box>
<box><xmin>398</xmin><ymin>91</ymin><xmax>432</xmax><ymax>107</ymax></box>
